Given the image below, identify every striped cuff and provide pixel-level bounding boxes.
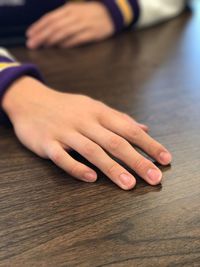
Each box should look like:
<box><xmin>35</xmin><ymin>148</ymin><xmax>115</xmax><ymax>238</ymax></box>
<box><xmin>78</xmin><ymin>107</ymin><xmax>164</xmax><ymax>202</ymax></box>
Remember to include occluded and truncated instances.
<box><xmin>0</xmin><ymin>58</ymin><xmax>43</xmax><ymax>125</ymax></box>
<box><xmin>100</xmin><ymin>0</ymin><xmax>140</xmax><ymax>33</ymax></box>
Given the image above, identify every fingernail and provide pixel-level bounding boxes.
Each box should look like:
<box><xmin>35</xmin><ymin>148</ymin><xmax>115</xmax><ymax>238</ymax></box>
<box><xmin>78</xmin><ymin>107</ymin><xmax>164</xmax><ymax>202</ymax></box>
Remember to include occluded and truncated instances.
<box><xmin>84</xmin><ymin>172</ymin><xmax>97</xmax><ymax>182</ymax></box>
<box><xmin>159</xmin><ymin>152</ymin><xmax>172</xmax><ymax>165</ymax></box>
<box><xmin>26</xmin><ymin>30</ymin><xmax>31</xmax><ymax>37</ymax></box>
<box><xmin>147</xmin><ymin>169</ymin><xmax>162</xmax><ymax>184</ymax></box>
<box><xmin>139</xmin><ymin>124</ymin><xmax>149</xmax><ymax>131</ymax></box>
<box><xmin>119</xmin><ymin>173</ymin><xmax>135</xmax><ymax>189</ymax></box>
<box><xmin>138</xmin><ymin>123</ymin><xmax>148</xmax><ymax>128</ymax></box>
<box><xmin>27</xmin><ymin>40</ymin><xmax>35</xmax><ymax>49</ymax></box>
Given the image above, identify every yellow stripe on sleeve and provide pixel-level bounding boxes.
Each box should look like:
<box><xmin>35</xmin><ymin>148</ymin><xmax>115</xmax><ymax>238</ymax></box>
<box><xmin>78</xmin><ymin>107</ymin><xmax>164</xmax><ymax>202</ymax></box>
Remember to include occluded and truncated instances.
<box><xmin>115</xmin><ymin>0</ymin><xmax>134</xmax><ymax>25</ymax></box>
<box><xmin>0</xmin><ymin>62</ymin><xmax>20</xmax><ymax>72</ymax></box>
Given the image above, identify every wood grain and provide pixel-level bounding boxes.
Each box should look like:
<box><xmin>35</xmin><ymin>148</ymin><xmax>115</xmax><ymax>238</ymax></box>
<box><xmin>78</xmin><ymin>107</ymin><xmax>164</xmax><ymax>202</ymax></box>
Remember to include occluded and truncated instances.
<box><xmin>0</xmin><ymin>7</ymin><xmax>200</xmax><ymax>267</ymax></box>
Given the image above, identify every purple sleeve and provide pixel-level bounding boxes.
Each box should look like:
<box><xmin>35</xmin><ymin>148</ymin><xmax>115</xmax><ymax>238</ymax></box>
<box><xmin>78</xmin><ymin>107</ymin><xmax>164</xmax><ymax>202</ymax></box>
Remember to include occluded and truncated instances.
<box><xmin>0</xmin><ymin>56</ymin><xmax>43</xmax><ymax>125</ymax></box>
<box><xmin>99</xmin><ymin>0</ymin><xmax>140</xmax><ymax>33</ymax></box>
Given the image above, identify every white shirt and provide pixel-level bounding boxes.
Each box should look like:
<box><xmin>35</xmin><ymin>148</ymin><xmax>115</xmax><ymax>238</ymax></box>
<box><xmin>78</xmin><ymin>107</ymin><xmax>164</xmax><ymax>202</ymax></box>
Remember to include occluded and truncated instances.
<box><xmin>138</xmin><ymin>0</ymin><xmax>187</xmax><ymax>27</ymax></box>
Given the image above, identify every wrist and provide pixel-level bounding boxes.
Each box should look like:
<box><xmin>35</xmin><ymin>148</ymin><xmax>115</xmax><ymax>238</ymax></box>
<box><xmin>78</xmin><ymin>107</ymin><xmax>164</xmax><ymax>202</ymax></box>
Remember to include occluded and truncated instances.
<box><xmin>2</xmin><ymin>76</ymin><xmax>51</xmax><ymax>125</ymax></box>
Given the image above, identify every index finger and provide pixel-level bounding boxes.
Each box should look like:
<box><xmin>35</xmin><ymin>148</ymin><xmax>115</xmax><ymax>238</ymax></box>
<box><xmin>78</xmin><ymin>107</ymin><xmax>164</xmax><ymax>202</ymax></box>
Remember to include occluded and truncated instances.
<box><xmin>100</xmin><ymin>110</ymin><xmax>172</xmax><ymax>165</ymax></box>
<box><xmin>27</xmin><ymin>6</ymin><xmax>70</xmax><ymax>37</ymax></box>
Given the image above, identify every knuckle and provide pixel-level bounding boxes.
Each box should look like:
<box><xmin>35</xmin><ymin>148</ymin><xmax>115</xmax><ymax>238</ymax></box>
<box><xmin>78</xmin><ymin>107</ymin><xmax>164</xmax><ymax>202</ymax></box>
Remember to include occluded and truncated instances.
<box><xmin>83</xmin><ymin>142</ymin><xmax>98</xmax><ymax>157</ymax></box>
<box><xmin>121</xmin><ymin>112</ymin><xmax>129</xmax><ymax>118</ymax></box>
<box><xmin>42</xmin><ymin>14</ymin><xmax>51</xmax><ymax>23</ymax></box>
<box><xmin>47</xmin><ymin>36</ymin><xmax>57</xmax><ymax>45</ymax></box>
<box><xmin>49</xmin><ymin>147</ymin><xmax>61</xmax><ymax>164</ymax></box>
<box><xmin>134</xmin><ymin>157</ymin><xmax>149</xmax><ymax>171</ymax></box>
<box><xmin>96</xmin><ymin>100</ymin><xmax>106</xmax><ymax>109</ymax></box>
<box><xmin>78</xmin><ymin>95</ymin><xmax>93</xmax><ymax>105</ymax></box>
<box><xmin>124</xmin><ymin>122</ymin><xmax>132</xmax><ymax>135</ymax></box>
<box><xmin>69</xmin><ymin>162</ymin><xmax>80</xmax><ymax>177</ymax></box>
<box><xmin>83</xmin><ymin>95</ymin><xmax>92</xmax><ymax>102</ymax></box>
<box><xmin>98</xmin><ymin>104</ymin><xmax>110</xmax><ymax>120</ymax></box>
<box><xmin>46</xmin><ymin>14</ymin><xmax>57</xmax><ymax>24</ymax></box>
<box><xmin>122</xmin><ymin>112</ymin><xmax>133</xmax><ymax>122</ymax></box>
<box><xmin>108</xmin><ymin>136</ymin><xmax>124</xmax><ymax>151</ymax></box>
<box><xmin>95</xmin><ymin>99</ymin><xmax>104</xmax><ymax>105</ymax></box>
<box><xmin>128</xmin><ymin>125</ymin><xmax>142</xmax><ymax>140</ymax></box>
<box><xmin>95</xmin><ymin>101</ymin><xmax>105</xmax><ymax>112</ymax></box>
<box><xmin>107</xmin><ymin>163</ymin><xmax>119</xmax><ymax>176</ymax></box>
<box><xmin>66</xmin><ymin>4</ymin><xmax>75</xmax><ymax>12</ymax></box>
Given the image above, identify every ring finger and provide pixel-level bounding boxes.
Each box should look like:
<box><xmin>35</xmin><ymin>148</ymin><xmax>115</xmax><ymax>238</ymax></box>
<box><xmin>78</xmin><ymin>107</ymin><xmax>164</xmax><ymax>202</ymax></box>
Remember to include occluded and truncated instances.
<box><xmin>65</xmin><ymin>132</ymin><xmax>136</xmax><ymax>190</ymax></box>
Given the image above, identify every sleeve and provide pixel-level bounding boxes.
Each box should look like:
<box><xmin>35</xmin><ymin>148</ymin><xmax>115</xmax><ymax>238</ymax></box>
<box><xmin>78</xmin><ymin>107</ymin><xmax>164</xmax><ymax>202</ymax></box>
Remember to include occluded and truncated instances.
<box><xmin>137</xmin><ymin>0</ymin><xmax>187</xmax><ymax>28</ymax></box>
<box><xmin>0</xmin><ymin>47</ymin><xmax>43</xmax><ymax>125</ymax></box>
<box><xmin>99</xmin><ymin>0</ymin><xmax>140</xmax><ymax>33</ymax></box>
<box><xmin>99</xmin><ymin>0</ymin><xmax>187</xmax><ymax>32</ymax></box>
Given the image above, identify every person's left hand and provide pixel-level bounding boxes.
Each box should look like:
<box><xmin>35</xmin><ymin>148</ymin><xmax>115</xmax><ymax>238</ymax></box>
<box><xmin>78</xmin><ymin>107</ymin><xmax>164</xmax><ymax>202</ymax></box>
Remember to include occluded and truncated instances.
<box><xmin>26</xmin><ymin>2</ymin><xmax>114</xmax><ymax>49</ymax></box>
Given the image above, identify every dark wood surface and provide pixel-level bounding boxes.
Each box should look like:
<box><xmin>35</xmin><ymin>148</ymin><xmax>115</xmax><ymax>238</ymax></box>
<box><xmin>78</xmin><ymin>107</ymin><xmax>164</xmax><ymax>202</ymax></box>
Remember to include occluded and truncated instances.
<box><xmin>1</xmin><ymin>6</ymin><xmax>200</xmax><ymax>267</ymax></box>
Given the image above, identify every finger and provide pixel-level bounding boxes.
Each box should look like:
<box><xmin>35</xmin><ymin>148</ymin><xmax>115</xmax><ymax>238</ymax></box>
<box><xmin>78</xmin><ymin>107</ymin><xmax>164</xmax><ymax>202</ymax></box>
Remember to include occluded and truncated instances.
<box><xmin>65</xmin><ymin>133</ymin><xmax>136</xmax><ymax>190</ymax></box>
<box><xmin>26</xmin><ymin>9</ymin><xmax>75</xmax><ymax>48</ymax></box>
<box><xmin>46</xmin><ymin>142</ymin><xmax>97</xmax><ymax>183</ymax></box>
<box><xmin>27</xmin><ymin>28</ymin><xmax>53</xmax><ymax>49</ymax></box>
<box><xmin>60</xmin><ymin>30</ymin><xmax>94</xmax><ymax>48</ymax></box>
<box><xmin>136</xmin><ymin>123</ymin><xmax>149</xmax><ymax>132</ymax></box>
<box><xmin>27</xmin><ymin>6</ymin><xmax>70</xmax><ymax>37</ymax></box>
<box><xmin>43</xmin><ymin>18</ymin><xmax>78</xmax><ymax>46</ymax></box>
<box><xmin>27</xmin><ymin>16</ymin><xmax>78</xmax><ymax>48</ymax></box>
<box><xmin>108</xmin><ymin>108</ymin><xmax>149</xmax><ymax>132</ymax></box>
<box><xmin>125</xmin><ymin>116</ymin><xmax>149</xmax><ymax>132</ymax></box>
<box><xmin>48</xmin><ymin>24</ymin><xmax>88</xmax><ymax>47</ymax></box>
<box><xmin>80</xmin><ymin>125</ymin><xmax>162</xmax><ymax>185</ymax></box>
<box><xmin>27</xmin><ymin>21</ymin><xmax>87</xmax><ymax>49</ymax></box>
<box><xmin>100</xmin><ymin>110</ymin><xmax>172</xmax><ymax>165</ymax></box>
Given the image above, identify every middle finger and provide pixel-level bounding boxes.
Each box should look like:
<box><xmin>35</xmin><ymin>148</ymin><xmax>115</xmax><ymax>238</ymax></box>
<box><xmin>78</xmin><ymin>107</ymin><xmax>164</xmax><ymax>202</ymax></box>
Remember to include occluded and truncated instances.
<box><xmin>80</xmin><ymin>125</ymin><xmax>162</xmax><ymax>185</ymax></box>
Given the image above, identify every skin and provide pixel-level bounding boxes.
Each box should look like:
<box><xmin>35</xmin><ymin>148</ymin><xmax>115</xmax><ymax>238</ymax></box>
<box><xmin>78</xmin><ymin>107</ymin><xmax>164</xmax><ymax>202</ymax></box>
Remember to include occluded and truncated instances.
<box><xmin>2</xmin><ymin>77</ymin><xmax>172</xmax><ymax>190</ymax></box>
<box><xmin>26</xmin><ymin>2</ymin><xmax>115</xmax><ymax>49</ymax></box>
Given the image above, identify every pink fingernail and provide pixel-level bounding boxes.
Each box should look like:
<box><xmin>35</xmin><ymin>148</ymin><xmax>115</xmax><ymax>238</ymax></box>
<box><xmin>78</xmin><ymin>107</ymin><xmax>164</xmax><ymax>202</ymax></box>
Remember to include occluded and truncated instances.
<box><xmin>139</xmin><ymin>123</ymin><xmax>147</xmax><ymax>128</ymax></box>
<box><xmin>26</xmin><ymin>30</ymin><xmax>31</xmax><ymax>37</ymax></box>
<box><xmin>84</xmin><ymin>172</ymin><xmax>97</xmax><ymax>182</ymax></box>
<box><xmin>119</xmin><ymin>173</ymin><xmax>135</xmax><ymax>189</ymax></box>
<box><xmin>159</xmin><ymin>152</ymin><xmax>172</xmax><ymax>165</ymax></box>
<box><xmin>147</xmin><ymin>169</ymin><xmax>162</xmax><ymax>184</ymax></box>
<box><xmin>27</xmin><ymin>40</ymin><xmax>35</xmax><ymax>49</ymax></box>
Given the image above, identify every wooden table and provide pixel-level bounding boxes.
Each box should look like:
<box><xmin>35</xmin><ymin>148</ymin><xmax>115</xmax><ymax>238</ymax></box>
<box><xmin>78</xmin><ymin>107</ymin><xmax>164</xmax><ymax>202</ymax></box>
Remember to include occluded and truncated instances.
<box><xmin>0</xmin><ymin>6</ymin><xmax>200</xmax><ymax>267</ymax></box>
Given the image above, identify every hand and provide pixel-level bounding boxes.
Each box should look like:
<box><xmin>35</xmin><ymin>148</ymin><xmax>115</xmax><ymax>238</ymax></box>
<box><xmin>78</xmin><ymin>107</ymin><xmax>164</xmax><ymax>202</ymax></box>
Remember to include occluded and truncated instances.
<box><xmin>2</xmin><ymin>77</ymin><xmax>172</xmax><ymax>190</ymax></box>
<box><xmin>26</xmin><ymin>2</ymin><xmax>114</xmax><ymax>49</ymax></box>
